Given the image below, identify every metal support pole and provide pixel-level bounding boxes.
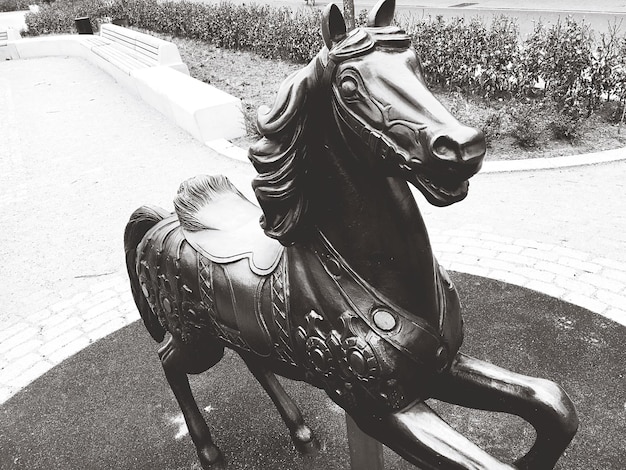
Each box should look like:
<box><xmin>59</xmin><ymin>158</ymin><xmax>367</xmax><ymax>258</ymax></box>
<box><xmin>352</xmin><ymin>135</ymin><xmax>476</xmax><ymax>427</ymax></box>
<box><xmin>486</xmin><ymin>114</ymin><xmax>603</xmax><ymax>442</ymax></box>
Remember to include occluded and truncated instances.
<box><xmin>346</xmin><ymin>413</ymin><xmax>384</xmax><ymax>470</ymax></box>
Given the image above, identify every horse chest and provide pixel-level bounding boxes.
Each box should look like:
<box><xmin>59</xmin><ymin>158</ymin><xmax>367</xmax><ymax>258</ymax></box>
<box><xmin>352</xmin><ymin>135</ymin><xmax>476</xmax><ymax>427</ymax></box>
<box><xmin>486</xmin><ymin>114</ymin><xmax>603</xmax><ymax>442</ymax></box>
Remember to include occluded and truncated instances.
<box><xmin>286</xmin><ymin>241</ymin><xmax>464</xmax><ymax>412</ymax></box>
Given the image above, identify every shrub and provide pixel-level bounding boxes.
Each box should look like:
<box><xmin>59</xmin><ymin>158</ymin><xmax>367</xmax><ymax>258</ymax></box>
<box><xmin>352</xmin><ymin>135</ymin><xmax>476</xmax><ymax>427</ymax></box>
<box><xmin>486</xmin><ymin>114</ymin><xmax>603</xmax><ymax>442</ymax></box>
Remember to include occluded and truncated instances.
<box><xmin>482</xmin><ymin>111</ymin><xmax>504</xmax><ymax>146</ymax></box>
<box><xmin>522</xmin><ymin>17</ymin><xmax>595</xmax><ymax>117</ymax></box>
<box><xmin>403</xmin><ymin>14</ymin><xmax>522</xmax><ymax>100</ymax></box>
<box><xmin>0</xmin><ymin>0</ymin><xmax>30</xmax><ymax>13</ymax></box>
<box><xmin>355</xmin><ymin>8</ymin><xmax>368</xmax><ymax>28</ymax></box>
<box><xmin>100</xmin><ymin>0</ymin><xmax>323</xmax><ymax>63</ymax></box>
<box><xmin>598</xmin><ymin>101</ymin><xmax>626</xmax><ymax>124</ymax></box>
<box><xmin>479</xmin><ymin>16</ymin><xmax>522</xmax><ymax>99</ymax></box>
<box><xmin>549</xmin><ymin>115</ymin><xmax>583</xmax><ymax>142</ymax></box>
<box><xmin>24</xmin><ymin>0</ymin><xmax>109</xmax><ymax>35</ymax></box>
<box><xmin>407</xmin><ymin>16</ymin><xmax>485</xmax><ymax>92</ymax></box>
<box><xmin>584</xmin><ymin>23</ymin><xmax>626</xmax><ymax>113</ymax></box>
<box><xmin>511</xmin><ymin>105</ymin><xmax>543</xmax><ymax>148</ymax></box>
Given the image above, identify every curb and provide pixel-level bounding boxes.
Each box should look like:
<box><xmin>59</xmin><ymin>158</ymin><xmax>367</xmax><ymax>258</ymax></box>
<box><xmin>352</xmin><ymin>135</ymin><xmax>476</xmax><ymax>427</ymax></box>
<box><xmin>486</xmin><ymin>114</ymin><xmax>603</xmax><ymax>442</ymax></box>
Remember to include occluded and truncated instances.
<box><xmin>481</xmin><ymin>146</ymin><xmax>626</xmax><ymax>173</ymax></box>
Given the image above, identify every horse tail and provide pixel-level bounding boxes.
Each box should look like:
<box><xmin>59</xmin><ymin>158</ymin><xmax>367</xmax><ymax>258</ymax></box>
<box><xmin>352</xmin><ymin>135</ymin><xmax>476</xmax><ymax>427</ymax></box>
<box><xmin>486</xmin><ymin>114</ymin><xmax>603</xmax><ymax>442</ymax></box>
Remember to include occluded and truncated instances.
<box><xmin>124</xmin><ymin>205</ymin><xmax>170</xmax><ymax>342</ymax></box>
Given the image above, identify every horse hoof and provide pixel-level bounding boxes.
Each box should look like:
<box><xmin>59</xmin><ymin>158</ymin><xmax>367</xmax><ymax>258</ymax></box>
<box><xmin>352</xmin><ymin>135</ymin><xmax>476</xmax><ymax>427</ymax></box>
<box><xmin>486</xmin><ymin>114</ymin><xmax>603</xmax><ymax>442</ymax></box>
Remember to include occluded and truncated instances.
<box><xmin>292</xmin><ymin>426</ymin><xmax>320</xmax><ymax>455</ymax></box>
<box><xmin>512</xmin><ymin>454</ymin><xmax>532</xmax><ymax>470</ymax></box>
<box><xmin>198</xmin><ymin>445</ymin><xmax>225</xmax><ymax>469</ymax></box>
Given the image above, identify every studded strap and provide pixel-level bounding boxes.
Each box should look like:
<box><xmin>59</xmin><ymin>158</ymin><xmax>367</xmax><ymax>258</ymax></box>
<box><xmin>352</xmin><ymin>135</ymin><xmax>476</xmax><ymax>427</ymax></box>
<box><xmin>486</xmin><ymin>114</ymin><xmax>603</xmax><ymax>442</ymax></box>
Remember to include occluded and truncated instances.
<box><xmin>311</xmin><ymin>231</ymin><xmax>447</xmax><ymax>372</ymax></box>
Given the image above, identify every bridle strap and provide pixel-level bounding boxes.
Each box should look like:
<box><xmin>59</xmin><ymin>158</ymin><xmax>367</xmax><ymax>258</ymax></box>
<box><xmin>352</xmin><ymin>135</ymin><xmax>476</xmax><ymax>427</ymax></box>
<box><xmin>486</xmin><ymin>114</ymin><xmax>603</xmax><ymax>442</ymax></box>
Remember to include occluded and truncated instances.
<box><xmin>316</xmin><ymin>55</ymin><xmax>407</xmax><ymax>167</ymax></box>
<box><xmin>331</xmin><ymin>91</ymin><xmax>399</xmax><ymax>164</ymax></box>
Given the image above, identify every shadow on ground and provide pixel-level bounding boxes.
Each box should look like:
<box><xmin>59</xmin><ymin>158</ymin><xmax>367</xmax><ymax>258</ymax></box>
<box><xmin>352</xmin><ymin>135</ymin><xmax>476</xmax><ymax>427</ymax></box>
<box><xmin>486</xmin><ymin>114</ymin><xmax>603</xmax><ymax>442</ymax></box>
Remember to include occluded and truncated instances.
<box><xmin>0</xmin><ymin>273</ymin><xmax>624</xmax><ymax>469</ymax></box>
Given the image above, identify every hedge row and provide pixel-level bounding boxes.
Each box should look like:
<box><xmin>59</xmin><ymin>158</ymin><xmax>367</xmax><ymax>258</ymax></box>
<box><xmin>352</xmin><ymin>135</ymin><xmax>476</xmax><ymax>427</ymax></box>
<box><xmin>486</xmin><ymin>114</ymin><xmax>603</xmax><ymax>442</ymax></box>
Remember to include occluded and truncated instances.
<box><xmin>406</xmin><ymin>14</ymin><xmax>626</xmax><ymax>117</ymax></box>
<box><xmin>24</xmin><ymin>0</ymin><xmax>626</xmax><ymax>117</ymax></box>
<box><xmin>0</xmin><ymin>0</ymin><xmax>31</xmax><ymax>13</ymax></box>
<box><xmin>24</xmin><ymin>0</ymin><xmax>324</xmax><ymax>63</ymax></box>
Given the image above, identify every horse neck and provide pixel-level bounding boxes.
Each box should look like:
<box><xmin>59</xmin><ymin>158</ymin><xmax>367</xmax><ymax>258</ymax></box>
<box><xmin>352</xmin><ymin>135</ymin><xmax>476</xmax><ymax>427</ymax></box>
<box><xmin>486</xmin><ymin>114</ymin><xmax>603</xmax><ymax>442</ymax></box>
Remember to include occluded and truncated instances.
<box><xmin>309</xmin><ymin>131</ymin><xmax>440</xmax><ymax>323</ymax></box>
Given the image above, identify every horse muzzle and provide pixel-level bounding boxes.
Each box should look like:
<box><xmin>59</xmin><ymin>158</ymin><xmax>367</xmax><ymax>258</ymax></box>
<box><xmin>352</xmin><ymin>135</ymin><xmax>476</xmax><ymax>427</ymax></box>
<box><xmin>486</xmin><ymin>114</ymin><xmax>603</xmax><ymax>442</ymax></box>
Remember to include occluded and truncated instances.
<box><xmin>426</xmin><ymin>125</ymin><xmax>486</xmax><ymax>167</ymax></box>
<box><xmin>403</xmin><ymin>124</ymin><xmax>486</xmax><ymax>207</ymax></box>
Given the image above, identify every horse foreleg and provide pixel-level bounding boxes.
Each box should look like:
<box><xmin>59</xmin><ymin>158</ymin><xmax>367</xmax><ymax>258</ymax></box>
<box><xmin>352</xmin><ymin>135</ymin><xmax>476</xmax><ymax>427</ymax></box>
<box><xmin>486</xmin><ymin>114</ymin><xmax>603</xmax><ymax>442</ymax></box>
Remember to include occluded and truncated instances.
<box><xmin>432</xmin><ymin>353</ymin><xmax>579</xmax><ymax>470</ymax></box>
<box><xmin>159</xmin><ymin>336</ymin><xmax>225</xmax><ymax>469</ymax></box>
<box><xmin>240</xmin><ymin>353</ymin><xmax>320</xmax><ymax>454</ymax></box>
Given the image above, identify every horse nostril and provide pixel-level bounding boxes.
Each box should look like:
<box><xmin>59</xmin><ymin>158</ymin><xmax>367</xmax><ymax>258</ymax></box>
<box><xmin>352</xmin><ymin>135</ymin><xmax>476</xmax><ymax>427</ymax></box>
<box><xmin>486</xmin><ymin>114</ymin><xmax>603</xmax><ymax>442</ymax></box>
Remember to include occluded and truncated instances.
<box><xmin>432</xmin><ymin>135</ymin><xmax>459</xmax><ymax>161</ymax></box>
<box><xmin>429</xmin><ymin>127</ymin><xmax>486</xmax><ymax>164</ymax></box>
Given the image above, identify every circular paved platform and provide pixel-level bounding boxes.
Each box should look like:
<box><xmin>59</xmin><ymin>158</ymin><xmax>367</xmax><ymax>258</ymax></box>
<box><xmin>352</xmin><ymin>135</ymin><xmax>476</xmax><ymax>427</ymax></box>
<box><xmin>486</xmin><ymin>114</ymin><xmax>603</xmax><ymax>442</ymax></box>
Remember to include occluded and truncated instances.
<box><xmin>0</xmin><ymin>273</ymin><xmax>623</xmax><ymax>470</ymax></box>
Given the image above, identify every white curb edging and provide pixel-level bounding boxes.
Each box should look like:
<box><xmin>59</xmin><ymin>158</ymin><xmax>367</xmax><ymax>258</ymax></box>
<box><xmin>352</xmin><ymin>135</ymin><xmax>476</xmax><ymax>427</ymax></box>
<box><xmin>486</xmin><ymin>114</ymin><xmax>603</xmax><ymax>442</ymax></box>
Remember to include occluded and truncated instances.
<box><xmin>481</xmin><ymin>146</ymin><xmax>626</xmax><ymax>173</ymax></box>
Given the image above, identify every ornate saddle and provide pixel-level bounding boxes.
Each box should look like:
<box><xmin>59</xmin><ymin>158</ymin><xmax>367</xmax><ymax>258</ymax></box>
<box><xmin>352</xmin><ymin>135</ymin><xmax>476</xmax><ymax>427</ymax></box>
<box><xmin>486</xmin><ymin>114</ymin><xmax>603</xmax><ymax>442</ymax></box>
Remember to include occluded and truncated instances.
<box><xmin>174</xmin><ymin>175</ymin><xmax>284</xmax><ymax>276</ymax></box>
<box><xmin>164</xmin><ymin>175</ymin><xmax>289</xmax><ymax>358</ymax></box>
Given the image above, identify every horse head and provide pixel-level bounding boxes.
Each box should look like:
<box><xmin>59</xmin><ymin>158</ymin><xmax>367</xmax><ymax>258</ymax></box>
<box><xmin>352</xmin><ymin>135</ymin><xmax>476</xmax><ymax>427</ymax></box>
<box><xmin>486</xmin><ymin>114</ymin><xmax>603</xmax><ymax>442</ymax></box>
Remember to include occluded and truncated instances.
<box><xmin>321</xmin><ymin>0</ymin><xmax>486</xmax><ymax>207</ymax></box>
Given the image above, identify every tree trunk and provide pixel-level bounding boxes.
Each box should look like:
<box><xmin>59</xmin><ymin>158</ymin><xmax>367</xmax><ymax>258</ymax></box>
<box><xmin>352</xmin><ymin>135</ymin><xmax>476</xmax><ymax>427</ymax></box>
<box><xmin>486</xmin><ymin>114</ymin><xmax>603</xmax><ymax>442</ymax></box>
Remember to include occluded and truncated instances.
<box><xmin>344</xmin><ymin>0</ymin><xmax>355</xmax><ymax>30</ymax></box>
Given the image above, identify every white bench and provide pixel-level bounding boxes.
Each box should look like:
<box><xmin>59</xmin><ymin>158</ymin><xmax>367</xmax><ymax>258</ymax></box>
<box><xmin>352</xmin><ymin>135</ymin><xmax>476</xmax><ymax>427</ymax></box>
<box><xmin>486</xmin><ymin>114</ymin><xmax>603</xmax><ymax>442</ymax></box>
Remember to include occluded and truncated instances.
<box><xmin>85</xmin><ymin>24</ymin><xmax>189</xmax><ymax>75</ymax></box>
<box><xmin>133</xmin><ymin>65</ymin><xmax>247</xmax><ymax>142</ymax></box>
<box><xmin>0</xmin><ymin>27</ymin><xmax>21</xmax><ymax>46</ymax></box>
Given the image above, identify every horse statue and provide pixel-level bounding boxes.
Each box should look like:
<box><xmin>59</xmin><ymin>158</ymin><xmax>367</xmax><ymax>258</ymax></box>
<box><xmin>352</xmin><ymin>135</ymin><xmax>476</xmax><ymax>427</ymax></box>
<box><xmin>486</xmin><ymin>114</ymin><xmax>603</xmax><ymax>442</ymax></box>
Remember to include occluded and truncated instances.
<box><xmin>124</xmin><ymin>1</ymin><xmax>578</xmax><ymax>468</ymax></box>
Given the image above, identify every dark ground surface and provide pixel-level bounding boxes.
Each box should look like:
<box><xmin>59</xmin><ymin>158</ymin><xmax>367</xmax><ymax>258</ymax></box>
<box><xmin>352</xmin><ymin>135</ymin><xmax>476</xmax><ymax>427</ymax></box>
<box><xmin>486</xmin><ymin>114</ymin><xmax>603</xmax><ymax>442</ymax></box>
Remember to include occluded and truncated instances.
<box><xmin>0</xmin><ymin>272</ymin><xmax>624</xmax><ymax>470</ymax></box>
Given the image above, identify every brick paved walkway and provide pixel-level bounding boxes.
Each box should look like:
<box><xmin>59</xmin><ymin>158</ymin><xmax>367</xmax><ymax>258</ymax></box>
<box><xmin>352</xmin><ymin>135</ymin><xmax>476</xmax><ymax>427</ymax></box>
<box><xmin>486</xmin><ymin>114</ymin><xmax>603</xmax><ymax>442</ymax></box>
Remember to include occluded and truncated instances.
<box><xmin>1</xmin><ymin>56</ymin><xmax>625</xmax><ymax>405</ymax></box>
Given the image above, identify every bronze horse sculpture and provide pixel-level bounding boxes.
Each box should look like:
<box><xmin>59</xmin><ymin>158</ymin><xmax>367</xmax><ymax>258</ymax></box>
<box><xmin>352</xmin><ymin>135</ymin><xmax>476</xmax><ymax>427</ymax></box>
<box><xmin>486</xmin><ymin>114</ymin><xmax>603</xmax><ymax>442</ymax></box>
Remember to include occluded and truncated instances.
<box><xmin>124</xmin><ymin>1</ymin><xmax>578</xmax><ymax>468</ymax></box>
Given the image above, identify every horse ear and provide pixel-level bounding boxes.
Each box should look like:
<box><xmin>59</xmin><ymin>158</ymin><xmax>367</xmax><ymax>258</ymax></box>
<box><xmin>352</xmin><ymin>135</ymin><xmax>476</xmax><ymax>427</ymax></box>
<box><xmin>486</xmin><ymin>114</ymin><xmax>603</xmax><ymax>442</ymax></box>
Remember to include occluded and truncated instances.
<box><xmin>321</xmin><ymin>3</ymin><xmax>347</xmax><ymax>49</ymax></box>
<box><xmin>367</xmin><ymin>0</ymin><xmax>396</xmax><ymax>27</ymax></box>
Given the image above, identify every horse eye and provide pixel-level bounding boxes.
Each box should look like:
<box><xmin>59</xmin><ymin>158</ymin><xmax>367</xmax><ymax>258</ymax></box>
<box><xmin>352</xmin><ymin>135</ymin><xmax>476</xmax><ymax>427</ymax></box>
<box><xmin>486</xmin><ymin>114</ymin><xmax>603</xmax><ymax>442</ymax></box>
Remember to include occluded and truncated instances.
<box><xmin>339</xmin><ymin>78</ymin><xmax>358</xmax><ymax>98</ymax></box>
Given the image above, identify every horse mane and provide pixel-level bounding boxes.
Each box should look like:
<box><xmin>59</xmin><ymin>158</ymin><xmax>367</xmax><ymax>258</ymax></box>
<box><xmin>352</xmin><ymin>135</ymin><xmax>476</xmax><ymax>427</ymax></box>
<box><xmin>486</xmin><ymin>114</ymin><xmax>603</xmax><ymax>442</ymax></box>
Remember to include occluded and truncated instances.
<box><xmin>248</xmin><ymin>26</ymin><xmax>411</xmax><ymax>245</ymax></box>
<box><xmin>174</xmin><ymin>174</ymin><xmax>242</xmax><ymax>231</ymax></box>
<box><xmin>248</xmin><ymin>58</ymin><xmax>320</xmax><ymax>245</ymax></box>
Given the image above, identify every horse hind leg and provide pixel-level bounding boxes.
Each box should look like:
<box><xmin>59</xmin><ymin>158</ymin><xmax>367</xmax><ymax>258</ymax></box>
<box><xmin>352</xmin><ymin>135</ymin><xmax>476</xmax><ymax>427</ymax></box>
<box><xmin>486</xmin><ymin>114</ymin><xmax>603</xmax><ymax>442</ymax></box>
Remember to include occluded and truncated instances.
<box><xmin>240</xmin><ymin>353</ymin><xmax>320</xmax><ymax>455</ymax></box>
<box><xmin>158</xmin><ymin>336</ymin><xmax>226</xmax><ymax>469</ymax></box>
<box><xmin>432</xmin><ymin>353</ymin><xmax>579</xmax><ymax>470</ymax></box>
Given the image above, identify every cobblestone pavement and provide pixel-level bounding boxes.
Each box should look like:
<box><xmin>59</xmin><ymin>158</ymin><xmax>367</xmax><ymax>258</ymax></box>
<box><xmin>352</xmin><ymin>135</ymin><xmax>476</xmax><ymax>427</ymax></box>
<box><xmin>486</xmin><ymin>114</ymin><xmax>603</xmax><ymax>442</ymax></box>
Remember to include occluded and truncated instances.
<box><xmin>1</xmin><ymin>56</ymin><xmax>625</xmax><ymax>405</ymax></box>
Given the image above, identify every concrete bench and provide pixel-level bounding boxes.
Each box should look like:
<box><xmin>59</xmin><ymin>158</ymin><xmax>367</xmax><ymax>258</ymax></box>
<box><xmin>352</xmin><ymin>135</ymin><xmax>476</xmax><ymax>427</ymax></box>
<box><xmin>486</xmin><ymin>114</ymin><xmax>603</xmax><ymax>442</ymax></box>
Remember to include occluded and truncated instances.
<box><xmin>86</xmin><ymin>24</ymin><xmax>189</xmax><ymax>75</ymax></box>
<box><xmin>0</xmin><ymin>26</ymin><xmax>21</xmax><ymax>46</ymax></box>
<box><xmin>132</xmin><ymin>65</ymin><xmax>247</xmax><ymax>142</ymax></box>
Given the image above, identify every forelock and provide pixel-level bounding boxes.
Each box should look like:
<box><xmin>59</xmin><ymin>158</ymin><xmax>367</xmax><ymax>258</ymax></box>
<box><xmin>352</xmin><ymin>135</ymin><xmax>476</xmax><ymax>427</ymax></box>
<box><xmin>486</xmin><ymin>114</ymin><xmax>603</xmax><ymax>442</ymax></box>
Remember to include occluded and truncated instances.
<box><xmin>328</xmin><ymin>26</ymin><xmax>411</xmax><ymax>63</ymax></box>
